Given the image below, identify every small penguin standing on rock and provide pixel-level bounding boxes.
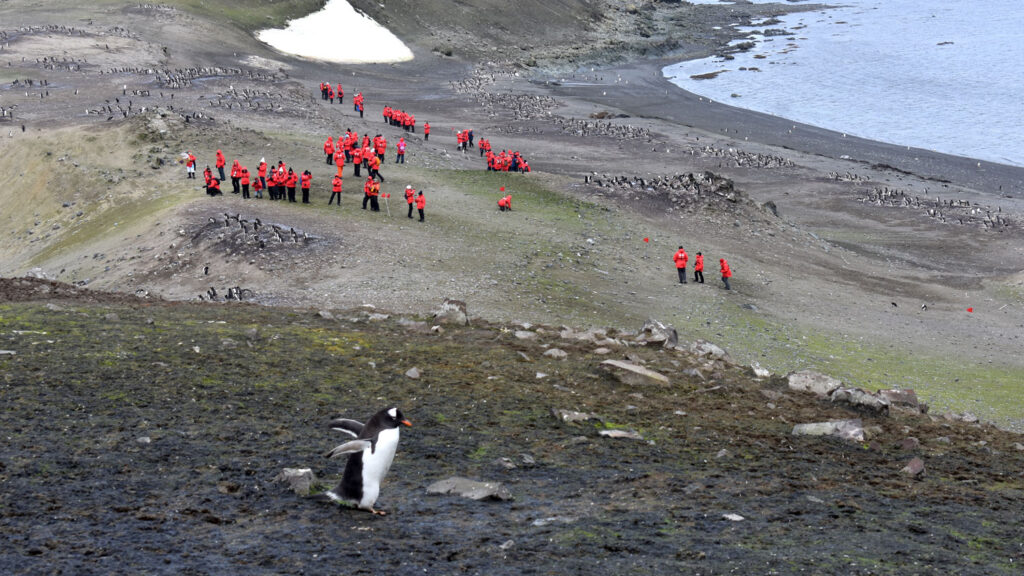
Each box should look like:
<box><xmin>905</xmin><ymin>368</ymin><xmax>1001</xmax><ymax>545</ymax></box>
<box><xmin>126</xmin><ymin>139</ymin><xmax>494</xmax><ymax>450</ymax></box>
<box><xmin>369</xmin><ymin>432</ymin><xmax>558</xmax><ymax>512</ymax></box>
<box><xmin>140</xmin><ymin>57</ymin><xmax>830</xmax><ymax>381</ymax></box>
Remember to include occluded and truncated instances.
<box><xmin>317</xmin><ymin>407</ymin><xmax>412</xmax><ymax>515</ymax></box>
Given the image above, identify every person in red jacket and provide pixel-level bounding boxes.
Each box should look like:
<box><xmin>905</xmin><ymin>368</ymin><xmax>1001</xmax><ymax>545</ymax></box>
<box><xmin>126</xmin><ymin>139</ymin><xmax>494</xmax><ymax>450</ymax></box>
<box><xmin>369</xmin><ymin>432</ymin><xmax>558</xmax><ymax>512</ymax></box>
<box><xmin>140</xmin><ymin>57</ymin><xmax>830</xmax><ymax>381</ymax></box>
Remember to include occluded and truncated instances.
<box><xmin>329</xmin><ymin>174</ymin><xmax>343</xmax><ymax>207</ymax></box>
<box><xmin>324</xmin><ymin>136</ymin><xmax>334</xmax><ymax>165</ymax></box>
<box><xmin>404</xmin><ymin>185</ymin><xmax>415</xmax><ymax>218</ymax></box>
<box><xmin>693</xmin><ymin>252</ymin><xmax>704</xmax><ymax>284</ymax></box>
<box><xmin>337</xmin><ymin>83</ymin><xmax>344</xmax><ymax>104</ymax></box>
<box><xmin>184</xmin><ymin>151</ymin><xmax>196</xmax><ymax>178</ymax></box>
<box><xmin>351</xmin><ymin>146</ymin><xmax>363</xmax><ymax>177</ymax></box>
<box><xmin>252</xmin><ymin>172</ymin><xmax>263</xmax><ymax>198</ymax></box>
<box><xmin>300</xmin><ymin>170</ymin><xmax>312</xmax><ymax>204</ymax></box>
<box><xmin>208</xmin><ymin>177</ymin><xmax>222</xmax><ymax>196</ymax></box>
<box><xmin>286</xmin><ymin>168</ymin><xmax>299</xmax><ymax>203</ymax></box>
<box><xmin>215</xmin><ymin>150</ymin><xmax>226</xmax><ymax>181</ymax></box>
<box><xmin>240</xmin><ymin>166</ymin><xmax>251</xmax><ymax>198</ymax></box>
<box><xmin>423</xmin><ymin>122</ymin><xmax>430</xmax><ymax>141</ymax></box>
<box><xmin>673</xmin><ymin>246</ymin><xmax>688</xmax><ymax>284</ymax></box>
<box><xmin>257</xmin><ymin>158</ymin><xmax>267</xmax><ymax>192</ymax></box>
<box><xmin>498</xmin><ymin>194</ymin><xmax>512</xmax><ymax>211</ymax></box>
<box><xmin>369</xmin><ymin>154</ymin><xmax>384</xmax><ymax>182</ymax></box>
<box><xmin>719</xmin><ymin>258</ymin><xmax>732</xmax><ymax>290</ymax></box>
<box><xmin>416</xmin><ymin>190</ymin><xmax>426</xmax><ymax>222</ymax></box>
<box><xmin>230</xmin><ymin>160</ymin><xmax>242</xmax><ymax>194</ymax></box>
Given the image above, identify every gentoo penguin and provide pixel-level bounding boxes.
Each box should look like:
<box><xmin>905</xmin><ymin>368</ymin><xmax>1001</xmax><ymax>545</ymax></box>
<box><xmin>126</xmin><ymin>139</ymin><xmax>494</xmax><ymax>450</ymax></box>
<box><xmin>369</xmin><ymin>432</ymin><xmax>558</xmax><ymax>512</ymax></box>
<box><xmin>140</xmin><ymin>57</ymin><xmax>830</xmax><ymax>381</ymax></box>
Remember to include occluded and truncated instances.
<box><xmin>319</xmin><ymin>407</ymin><xmax>412</xmax><ymax>515</ymax></box>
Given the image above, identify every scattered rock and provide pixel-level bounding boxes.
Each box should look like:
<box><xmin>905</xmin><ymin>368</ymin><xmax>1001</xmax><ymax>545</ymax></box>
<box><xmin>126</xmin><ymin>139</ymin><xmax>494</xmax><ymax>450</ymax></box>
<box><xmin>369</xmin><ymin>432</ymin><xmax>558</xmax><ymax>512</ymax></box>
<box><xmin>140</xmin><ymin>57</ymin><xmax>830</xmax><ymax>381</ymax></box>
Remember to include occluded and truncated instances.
<box><xmin>136</xmin><ymin>436</ymin><xmax>151</xmax><ymax>444</ymax></box>
<box><xmin>715</xmin><ymin>449</ymin><xmax>731</xmax><ymax>459</ymax></box>
<box><xmin>600</xmin><ymin>359</ymin><xmax>670</xmax><ymax>386</ymax></box>
<box><xmin>317</xmin><ymin>310</ymin><xmax>334</xmax><ymax>320</ymax></box>
<box><xmin>532</xmin><ymin>516</ymin><xmax>577</xmax><ymax>527</ymax></box>
<box><xmin>543</xmin><ymin>348</ymin><xmax>568</xmax><ymax>359</ymax></box>
<box><xmin>830</xmin><ymin>387</ymin><xmax>891</xmax><ymax>415</ymax></box>
<box><xmin>1013</xmin><ymin>442</ymin><xmax>1024</xmax><ymax>451</ymax></box>
<box><xmin>514</xmin><ymin>330</ymin><xmax>537</xmax><ymax>340</ymax></box>
<box><xmin>426</xmin><ymin>477</ymin><xmax>513</xmax><ymax>501</ymax></box>
<box><xmin>901</xmin><ymin>457</ymin><xmax>926</xmax><ymax>478</ymax></box>
<box><xmin>405</xmin><ymin>367</ymin><xmax>421</xmax><ymax>379</ymax></box>
<box><xmin>792</xmin><ymin>420</ymin><xmax>864</xmax><ymax>442</ymax></box>
<box><xmin>275</xmin><ymin>468</ymin><xmax>316</xmax><ymax>496</ymax></box>
<box><xmin>787</xmin><ymin>370</ymin><xmax>842</xmax><ymax>397</ymax></box>
<box><xmin>433</xmin><ymin>298</ymin><xmax>468</xmax><ymax>325</ymax></box>
<box><xmin>367</xmin><ymin>313</ymin><xmax>390</xmax><ymax>322</ymax></box>
<box><xmin>592</xmin><ymin>347</ymin><xmax>612</xmax><ymax>355</ymax></box>
<box><xmin>722</xmin><ymin>513</ymin><xmax>745</xmax><ymax>522</ymax></box>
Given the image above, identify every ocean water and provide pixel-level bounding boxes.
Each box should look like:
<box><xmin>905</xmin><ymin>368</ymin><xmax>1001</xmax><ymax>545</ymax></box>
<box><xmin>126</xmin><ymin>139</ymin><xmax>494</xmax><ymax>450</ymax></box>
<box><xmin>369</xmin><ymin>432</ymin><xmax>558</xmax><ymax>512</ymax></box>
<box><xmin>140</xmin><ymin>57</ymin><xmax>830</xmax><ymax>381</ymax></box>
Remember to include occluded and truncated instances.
<box><xmin>663</xmin><ymin>0</ymin><xmax>1024</xmax><ymax>167</ymax></box>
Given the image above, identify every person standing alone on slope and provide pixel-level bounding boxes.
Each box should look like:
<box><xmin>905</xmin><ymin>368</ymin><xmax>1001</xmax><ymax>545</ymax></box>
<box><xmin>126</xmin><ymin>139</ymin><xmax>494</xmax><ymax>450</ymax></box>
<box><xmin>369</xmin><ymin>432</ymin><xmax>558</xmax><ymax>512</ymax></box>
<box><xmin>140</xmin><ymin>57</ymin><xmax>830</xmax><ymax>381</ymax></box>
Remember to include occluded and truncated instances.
<box><xmin>673</xmin><ymin>246</ymin><xmax>688</xmax><ymax>284</ymax></box>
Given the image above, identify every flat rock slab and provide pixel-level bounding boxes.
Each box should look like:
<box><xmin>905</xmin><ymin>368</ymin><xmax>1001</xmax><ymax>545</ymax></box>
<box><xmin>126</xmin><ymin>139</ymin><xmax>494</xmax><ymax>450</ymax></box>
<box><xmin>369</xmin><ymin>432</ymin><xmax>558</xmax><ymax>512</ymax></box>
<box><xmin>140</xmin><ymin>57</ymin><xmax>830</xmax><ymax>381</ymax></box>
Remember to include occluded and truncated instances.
<box><xmin>426</xmin><ymin>477</ymin><xmax>513</xmax><ymax>501</ymax></box>
<box><xmin>792</xmin><ymin>419</ymin><xmax>864</xmax><ymax>442</ymax></box>
<box><xmin>600</xmin><ymin>359</ymin><xmax>670</xmax><ymax>386</ymax></box>
<box><xmin>598</xmin><ymin>428</ymin><xmax>645</xmax><ymax>440</ymax></box>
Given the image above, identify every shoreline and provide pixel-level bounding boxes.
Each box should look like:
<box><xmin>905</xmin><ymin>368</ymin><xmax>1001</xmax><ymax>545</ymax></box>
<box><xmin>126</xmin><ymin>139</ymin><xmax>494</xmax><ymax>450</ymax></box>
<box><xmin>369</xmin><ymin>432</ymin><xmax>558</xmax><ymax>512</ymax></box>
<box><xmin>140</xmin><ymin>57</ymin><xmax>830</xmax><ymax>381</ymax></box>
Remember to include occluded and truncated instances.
<box><xmin>538</xmin><ymin>57</ymin><xmax>1024</xmax><ymax>198</ymax></box>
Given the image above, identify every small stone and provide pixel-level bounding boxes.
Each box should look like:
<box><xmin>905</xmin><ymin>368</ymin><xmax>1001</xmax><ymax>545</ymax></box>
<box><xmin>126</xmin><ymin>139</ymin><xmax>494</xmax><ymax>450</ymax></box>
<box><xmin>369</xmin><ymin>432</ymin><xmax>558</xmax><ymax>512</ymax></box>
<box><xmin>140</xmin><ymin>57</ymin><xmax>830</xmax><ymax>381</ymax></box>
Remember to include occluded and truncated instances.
<box><xmin>723</xmin><ymin>513</ymin><xmax>745</xmax><ymax>522</ymax></box>
<box><xmin>275</xmin><ymin>468</ymin><xmax>316</xmax><ymax>496</ymax></box>
<box><xmin>499</xmin><ymin>540</ymin><xmax>515</xmax><ymax>550</ymax></box>
<box><xmin>514</xmin><ymin>330</ymin><xmax>537</xmax><ymax>340</ymax></box>
<box><xmin>900</xmin><ymin>437</ymin><xmax>920</xmax><ymax>450</ymax></box>
<box><xmin>136</xmin><ymin>436</ymin><xmax>151</xmax><ymax>444</ymax></box>
<box><xmin>592</xmin><ymin>347</ymin><xmax>612</xmax><ymax>355</ymax></box>
<box><xmin>901</xmin><ymin>457</ymin><xmax>926</xmax><ymax>478</ymax></box>
<box><xmin>552</xmin><ymin>409</ymin><xmax>599</xmax><ymax>423</ymax></box>
<box><xmin>317</xmin><ymin>310</ymin><xmax>334</xmax><ymax>319</ymax></box>
<box><xmin>405</xmin><ymin>367</ymin><xmax>421</xmax><ymax>379</ymax></box>
<box><xmin>536</xmin><ymin>372</ymin><xmax>547</xmax><ymax>379</ymax></box>
<box><xmin>715</xmin><ymin>449</ymin><xmax>731</xmax><ymax>459</ymax></box>
<box><xmin>1013</xmin><ymin>443</ymin><xmax>1024</xmax><ymax>451</ymax></box>
<box><xmin>543</xmin><ymin>348</ymin><xmax>568</xmax><ymax>359</ymax></box>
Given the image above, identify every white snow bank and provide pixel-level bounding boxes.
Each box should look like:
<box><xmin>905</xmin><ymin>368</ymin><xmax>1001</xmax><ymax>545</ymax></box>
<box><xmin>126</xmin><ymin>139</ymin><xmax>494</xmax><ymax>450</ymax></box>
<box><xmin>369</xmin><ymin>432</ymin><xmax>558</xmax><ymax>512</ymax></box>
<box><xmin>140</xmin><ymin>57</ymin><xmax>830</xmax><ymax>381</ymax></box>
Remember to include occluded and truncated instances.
<box><xmin>257</xmin><ymin>0</ymin><xmax>413</xmax><ymax>64</ymax></box>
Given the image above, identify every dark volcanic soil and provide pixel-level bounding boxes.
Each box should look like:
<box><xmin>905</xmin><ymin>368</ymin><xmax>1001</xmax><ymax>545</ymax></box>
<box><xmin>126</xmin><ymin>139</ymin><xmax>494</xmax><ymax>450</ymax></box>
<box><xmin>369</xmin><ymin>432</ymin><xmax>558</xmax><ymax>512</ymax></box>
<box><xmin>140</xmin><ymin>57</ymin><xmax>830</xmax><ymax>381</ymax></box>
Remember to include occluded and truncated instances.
<box><xmin>2</xmin><ymin>279</ymin><xmax>1022</xmax><ymax>575</ymax></box>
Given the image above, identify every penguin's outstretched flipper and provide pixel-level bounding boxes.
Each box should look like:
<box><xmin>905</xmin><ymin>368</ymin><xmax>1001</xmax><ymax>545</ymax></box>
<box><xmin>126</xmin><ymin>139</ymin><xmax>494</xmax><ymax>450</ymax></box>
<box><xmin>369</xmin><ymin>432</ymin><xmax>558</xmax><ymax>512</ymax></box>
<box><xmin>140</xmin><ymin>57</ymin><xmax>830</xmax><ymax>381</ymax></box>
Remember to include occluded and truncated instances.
<box><xmin>325</xmin><ymin>439</ymin><xmax>371</xmax><ymax>459</ymax></box>
<box><xmin>328</xmin><ymin>418</ymin><xmax>364</xmax><ymax>437</ymax></box>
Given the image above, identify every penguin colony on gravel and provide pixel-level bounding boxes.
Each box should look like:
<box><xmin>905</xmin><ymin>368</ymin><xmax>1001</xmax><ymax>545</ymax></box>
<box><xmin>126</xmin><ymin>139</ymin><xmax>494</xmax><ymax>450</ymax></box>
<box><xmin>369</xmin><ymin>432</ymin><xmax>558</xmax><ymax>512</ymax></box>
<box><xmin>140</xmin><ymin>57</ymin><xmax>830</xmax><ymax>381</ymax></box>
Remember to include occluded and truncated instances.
<box><xmin>317</xmin><ymin>407</ymin><xmax>412</xmax><ymax>515</ymax></box>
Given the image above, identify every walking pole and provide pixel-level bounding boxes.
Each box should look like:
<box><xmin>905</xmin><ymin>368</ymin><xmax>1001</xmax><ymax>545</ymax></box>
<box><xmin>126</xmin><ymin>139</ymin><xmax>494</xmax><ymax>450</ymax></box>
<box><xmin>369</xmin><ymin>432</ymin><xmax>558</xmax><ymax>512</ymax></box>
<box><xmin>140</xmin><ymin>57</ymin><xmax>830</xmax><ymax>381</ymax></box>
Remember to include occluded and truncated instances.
<box><xmin>383</xmin><ymin>192</ymin><xmax>391</xmax><ymax>217</ymax></box>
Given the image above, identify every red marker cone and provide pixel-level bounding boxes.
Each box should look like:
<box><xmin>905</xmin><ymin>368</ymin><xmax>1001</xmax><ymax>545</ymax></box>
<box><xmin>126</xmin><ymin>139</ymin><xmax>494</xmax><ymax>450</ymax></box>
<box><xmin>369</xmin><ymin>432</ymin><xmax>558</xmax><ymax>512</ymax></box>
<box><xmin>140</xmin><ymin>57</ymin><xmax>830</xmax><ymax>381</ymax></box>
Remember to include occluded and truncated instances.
<box><xmin>967</xmin><ymin>307</ymin><xmax>973</xmax><ymax>313</ymax></box>
<box><xmin>643</xmin><ymin>237</ymin><xmax>649</xmax><ymax>243</ymax></box>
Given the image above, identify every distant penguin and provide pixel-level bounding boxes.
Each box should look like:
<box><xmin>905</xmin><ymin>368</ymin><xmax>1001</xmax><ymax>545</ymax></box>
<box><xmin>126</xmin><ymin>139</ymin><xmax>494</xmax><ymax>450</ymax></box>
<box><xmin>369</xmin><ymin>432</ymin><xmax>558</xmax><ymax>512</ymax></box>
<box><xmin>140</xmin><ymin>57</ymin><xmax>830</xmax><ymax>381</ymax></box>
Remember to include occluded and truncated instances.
<box><xmin>319</xmin><ymin>407</ymin><xmax>412</xmax><ymax>515</ymax></box>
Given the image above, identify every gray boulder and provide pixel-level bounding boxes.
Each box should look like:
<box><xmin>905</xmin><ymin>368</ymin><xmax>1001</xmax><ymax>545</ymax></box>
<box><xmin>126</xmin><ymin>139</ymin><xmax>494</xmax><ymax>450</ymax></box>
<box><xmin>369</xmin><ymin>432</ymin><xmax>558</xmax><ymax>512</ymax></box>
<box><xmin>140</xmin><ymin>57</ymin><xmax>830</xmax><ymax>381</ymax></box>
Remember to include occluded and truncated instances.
<box><xmin>690</xmin><ymin>339</ymin><xmax>731</xmax><ymax>362</ymax></box>
<box><xmin>638</xmin><ymin>319</ymin><xmax>678</xmax><ymax>348</ymax></box>
<box><xmin>433</xmin><ymin>298</ymin><xmax>469</xmax><ymax>325</ymax></box>
<box><xmin>830</xmin><ymin>387</ymin><xmax>891</xmax><ymax>416</ymax></box>
<box><xmin>787</xmin><ymin>370</ymin><xmax>842</xmax><ymax>397</ymax></box>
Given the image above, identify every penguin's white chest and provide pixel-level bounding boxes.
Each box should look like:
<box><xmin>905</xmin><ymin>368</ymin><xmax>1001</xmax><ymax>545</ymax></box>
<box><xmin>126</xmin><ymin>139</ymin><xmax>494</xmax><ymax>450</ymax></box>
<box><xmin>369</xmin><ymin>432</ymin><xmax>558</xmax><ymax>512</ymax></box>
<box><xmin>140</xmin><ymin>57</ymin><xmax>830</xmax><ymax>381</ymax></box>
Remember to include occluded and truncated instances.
<box><xmin>359</xmin><ymin>427</ymin><xmax>400</xmax><ymax>507</ymax></box>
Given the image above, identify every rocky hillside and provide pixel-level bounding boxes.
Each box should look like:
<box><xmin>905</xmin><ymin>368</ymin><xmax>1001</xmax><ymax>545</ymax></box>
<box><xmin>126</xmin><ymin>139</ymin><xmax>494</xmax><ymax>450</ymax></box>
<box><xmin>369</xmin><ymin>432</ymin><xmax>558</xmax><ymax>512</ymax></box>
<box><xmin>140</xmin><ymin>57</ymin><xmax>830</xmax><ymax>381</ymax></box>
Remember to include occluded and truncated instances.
<box><xmin>1</xmin><ymin>278</ymin><xmax>1022</xmax><ymax>574</ymax></box>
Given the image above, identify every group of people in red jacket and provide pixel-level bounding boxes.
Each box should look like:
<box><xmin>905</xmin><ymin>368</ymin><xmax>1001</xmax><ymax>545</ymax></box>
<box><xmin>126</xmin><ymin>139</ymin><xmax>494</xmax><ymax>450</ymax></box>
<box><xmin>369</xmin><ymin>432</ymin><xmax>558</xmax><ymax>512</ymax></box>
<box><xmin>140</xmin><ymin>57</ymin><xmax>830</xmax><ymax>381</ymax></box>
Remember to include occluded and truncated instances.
<box><xmin>320</xmin><ymin>81</ymin><xmax>344</xmax><ymax>104</ymax></box>
<box><xmin>190</xmin><ymin>151</ymin><xmax>314</xmax><ymax>204</ymax></box>
<box><xmin>673</xmin><ymin>246</ymin><xmax>732</xmax><ymax>290</ymax></box>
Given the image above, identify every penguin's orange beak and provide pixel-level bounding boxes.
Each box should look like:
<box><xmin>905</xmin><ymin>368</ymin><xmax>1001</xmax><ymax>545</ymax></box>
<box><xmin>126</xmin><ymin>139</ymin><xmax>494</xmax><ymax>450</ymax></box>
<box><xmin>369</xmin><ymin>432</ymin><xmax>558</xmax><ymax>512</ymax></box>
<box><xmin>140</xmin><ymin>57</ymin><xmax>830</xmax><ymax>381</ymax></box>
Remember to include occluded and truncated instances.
<box><xmin>401</xmin><ymin>419</ymin><xmax>413</xmax><ymax>427</ymax></box>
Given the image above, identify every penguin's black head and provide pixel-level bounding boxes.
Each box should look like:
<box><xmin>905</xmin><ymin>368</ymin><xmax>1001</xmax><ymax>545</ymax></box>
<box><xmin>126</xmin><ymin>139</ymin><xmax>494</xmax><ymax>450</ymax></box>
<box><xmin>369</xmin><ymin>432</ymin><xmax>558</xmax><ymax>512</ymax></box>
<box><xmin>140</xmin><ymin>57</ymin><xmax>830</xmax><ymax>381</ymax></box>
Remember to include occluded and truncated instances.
<box><xmin>383</xmin><ymin>407</ymin><xmax>413</xmax><ymax>428</ymax></box>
